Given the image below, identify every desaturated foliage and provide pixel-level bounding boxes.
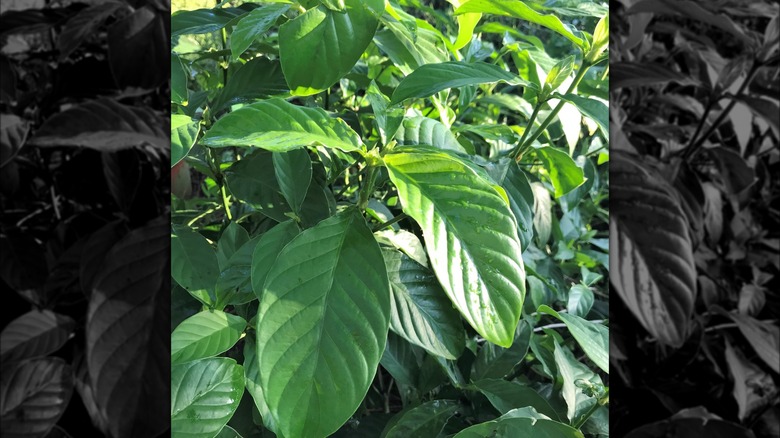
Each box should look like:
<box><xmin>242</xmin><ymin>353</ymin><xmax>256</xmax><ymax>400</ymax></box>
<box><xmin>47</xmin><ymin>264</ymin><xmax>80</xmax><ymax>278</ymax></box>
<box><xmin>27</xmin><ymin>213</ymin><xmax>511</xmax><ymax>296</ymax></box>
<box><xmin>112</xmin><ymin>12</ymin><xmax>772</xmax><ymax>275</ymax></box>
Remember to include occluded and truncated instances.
<box><xmin>171</xmin><ymin>1</ymin><xmax>608</xmax><ymax>437</ymax></box>
<box><xmin>0</xmin><ymin>0</ymin><xmax>170</xmax><ymax>437</ymax></box>
<box><xmin>610</xmin><ymin>1</ymin><xmax>779</xmax><ymax>437</ymax></box>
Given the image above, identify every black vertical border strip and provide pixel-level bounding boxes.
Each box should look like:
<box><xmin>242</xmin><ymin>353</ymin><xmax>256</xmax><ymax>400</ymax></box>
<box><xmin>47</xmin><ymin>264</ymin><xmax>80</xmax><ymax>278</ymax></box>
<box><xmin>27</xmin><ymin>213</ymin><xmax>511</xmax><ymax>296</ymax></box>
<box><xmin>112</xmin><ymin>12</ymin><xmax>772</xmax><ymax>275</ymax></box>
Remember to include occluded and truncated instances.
<box><xmin>610</xmin><ymin>1</ymin><xmax>779</xmax><ymax>437</ymax></box>
<box><xmin>0</xmin><ymin>0</ymin><xmax>171</xmax><ymax>437</ymax></box>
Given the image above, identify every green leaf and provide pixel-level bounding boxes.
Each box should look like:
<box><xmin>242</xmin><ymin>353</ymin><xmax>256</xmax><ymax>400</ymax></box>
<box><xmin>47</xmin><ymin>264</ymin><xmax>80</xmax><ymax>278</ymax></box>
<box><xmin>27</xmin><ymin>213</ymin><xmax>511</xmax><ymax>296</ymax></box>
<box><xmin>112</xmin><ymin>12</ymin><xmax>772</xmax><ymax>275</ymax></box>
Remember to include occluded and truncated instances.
<box><xmin>0</xmin><ymin>310</ymin><xmax>76</xmax><ymax>363</ymax></box>
<box><xmin>532</xmin><ymin>147</ymin><xmax>585</xmax><ymax>198</ymax></box>
<box><xmin>538</xmin><ymin>305</ymin><xmax>608</xmax><ymax>374</ymax></box>
<box><xmin>171</xmin><ymin>115</ymin><xmax>199</xmax><ymax>167</ymax></box>
<box><xmin>171</xmin><ymin>224</ymin><xmax>219</xmax><ymax>306</ymax></box>
<box><xmin>212</xmin><ymin>57</ymin><xmax>289</xmax><ymax>113</ymax></box>
<box><xmin>373</xmin><ymin>19</ymin><xmax>449</xmax><ymax>76</ymax></box>
<box><xmin>556</xmin><ymin>93</ymin><xmax>608</xmax><ymax>138</ymax></box>
<box><xmin>566</xmin><ymin>284</ymin><xmax>594</xmax><ymax>318</ymax></box>
<box><xmin>225</xmin><ymin>150</ymin><xmax>290</xmax><ymax>222</ymax></box>
<box><xmin>391</xmin><ymin>61</ymin><xmax>528</xmax><ymax>104</ymax></box>
<box><xmin>384</xmin><ymin>150</ymin><xmax>526</xmax><ymax>347</ymax></box>
<box><xmin>382</xmin><ymin>248</ymin><xmax>465</xmax><ymax>360</ymax></box>
<box><xmin>230</xmin><ymin>4</ymin><xmax>290</xmax><ymax>61</ymax></box>
<box><xmin>319</xmin><ymin>0</ymin><xmax>346</xmax><ymax>11</ymax></box>
<box><xmin>367</xmin><ymin>80</ymin><xmax>404</xmax><ymax>145</ymax></box>
<box><xmin>500</xmin><ymin>162</ymin><xmax>535</xmax><ymax>251</ymax></box>
<box><xmin>627</xmin><ymin>0</ymin><xmax>751</xmax><ymax>45</ymax></box>
<box><xmin>456</xmin><ymin>0</ymin><xmax>585</xmax><ymax>48</ymax></box>
<box><xmin>171</xmin><ymin>310</ymin><xmax>247</xmax><ymax>365</ymax></box>
<box><xmin>171</xmin><ymin>54</ymin><xmax>188</xmax><ymax>105</ymax></box>
<box><xmin>242</xmin><ymin>334</ymin><xmax>277</xmax><ymax>434</ymax></box>
<box><xmin>215</xmin><ymin>236</ymin><xmax>262</xmax><ymax>307</ymax></box>
<box><xmin>279</xmin><ymin>1</ymin><xmax>380</xmax><ymax>95</ymax></box>
<box><xmin>381</xmin><ymin>399</ymin><xmax>460</xmax><ymax>438</ymax></box>
<box><xmin>217</xmin><ymin>222</ymin><xmax>250</xmax><ymax>270</ymax></box>
<box><xmin>453</xmin><ymin>408</ymin><xmax>585</xmax><ymax>437</ymax></box>
<box><xmin>273</xmin><ymin>149</ymin><xmax>312</xmax><ymax>215</ymax></box>
<box><xmin>171</xmin><ymin>358</ymin><xmax>245</xmax><ymax>438</ymax></box>
<box><xmin>172</xmin><ymin>8</ymin><xmax>247</xmax><ymax>37</ymax></box>
<box><xmin>202</xmin><ymin>98</ymin><xmax>363</xmax><ymax>153</ymax></box>
<box><xmin>251</xmin><ymin>220</ymin><xmax>301</xmax><ymax>300</ymax></box>
<box><xmin>531</xmin><ymin>181</ymin><xmax>552</xmax><ymax>245</ymax></box>
<box><xmin>472</xmin><ymin>319</ymin><xmax>532</xmax><ymax>380</ymax></box>
<box><xmin>611</xmin><ymin>62</ymin><xmax>699</xmax><ymax>89</ymax></box>
<box><xmin>393</xmin><ymin>116</ymin><xmax>467</xmax><ymax>153</ymax></box>
<box><xmin>544</xmin><ymin>55</ymin><xmax>575</xmax><ymax>95</ymax></box>
<box><xmin>553</xmin><ymin>339</ymin><xmax>602</xmax><ymax>424</ymax></box>
<box><xmin>256</xmin><ymin>209</ymin><xmax>391</xmax><ymax>437</ymax></box>
<box><xmin>472</xmin><ymin>378</ymin><xmax>559</xmax><ymax>420</ymax></box>
<box><xmin>380</xmin><ymin>332</ymin><xmax>421</xmax><ymax>388</ymax></box>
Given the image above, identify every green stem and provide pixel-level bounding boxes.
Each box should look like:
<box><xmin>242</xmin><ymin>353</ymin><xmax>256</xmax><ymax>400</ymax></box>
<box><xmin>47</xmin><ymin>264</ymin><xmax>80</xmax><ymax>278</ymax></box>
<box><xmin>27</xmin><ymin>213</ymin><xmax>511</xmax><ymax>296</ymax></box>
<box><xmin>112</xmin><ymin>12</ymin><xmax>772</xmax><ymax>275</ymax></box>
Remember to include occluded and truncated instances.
<box><xmin>209</xmin><ymin>148</ymin><xmax>233</xmax><ymax>221</ymax></box>
<box><xmin>512</xmin><ymin>103</ymin><xmax>542</xmax><ymax>161</ymax></box>
<box><xmin>372</xmin><ymin>213</ymin><xmax>410</xmax><ymax>232</ymax></box>
<box><xmin>358</xmin><ymin>164</ymin><xmax>379</xmax><ymax>211</ymax></box>
<box><xmin>571</xmin><ymin>399</ymin><xmax>602</xmax><ymax>429</ymax></box>
<box><xmin>515</xmin><ymin>60</ymin><xmax>592</xmax><ymax>155</ymax></box>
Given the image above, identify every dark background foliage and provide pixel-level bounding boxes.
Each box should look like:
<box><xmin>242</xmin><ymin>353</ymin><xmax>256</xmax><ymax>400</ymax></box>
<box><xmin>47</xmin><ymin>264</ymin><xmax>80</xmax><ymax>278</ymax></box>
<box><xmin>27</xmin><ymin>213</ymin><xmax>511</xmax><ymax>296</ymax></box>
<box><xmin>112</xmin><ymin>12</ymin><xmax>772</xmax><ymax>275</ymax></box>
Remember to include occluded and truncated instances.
<box><xmin>0</xmin><ymin>0</ymin><xmax>170</xmax><ymax>437</ymax></box>
<box><xmin>610</xmin><ymin>1</ymin><xmax>779</xmax><ymax>437</ymax></box>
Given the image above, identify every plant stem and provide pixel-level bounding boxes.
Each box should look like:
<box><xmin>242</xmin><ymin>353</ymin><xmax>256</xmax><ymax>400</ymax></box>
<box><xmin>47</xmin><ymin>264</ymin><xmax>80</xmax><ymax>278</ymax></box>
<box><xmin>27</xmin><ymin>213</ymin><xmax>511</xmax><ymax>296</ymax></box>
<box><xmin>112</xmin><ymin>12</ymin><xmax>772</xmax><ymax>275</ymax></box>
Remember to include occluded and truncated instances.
<box><xmin>513</xmin><ymin>60</ymin><xmax>592</xmax><ymax>159</ymax></box>
<box><xmin>572</xmin><ymin>400</ymin><xmax>602</xmax><ymax>429</ymax></box>
<box><xmin>209</xmin><ymin>148</ymin><xmax>233</xmax><ymax>221</ymax></box>
<box><xmin>372</xmin><ymin>213</ymin><xmax>410</xmax><ymax>232</ymax></box>
<box><xmin>358</xmin><ymin>164</ymin><xmax>378</xmax><ymax>211</ymax></box>
<box><xmin>682</xmin><ymin>61</ymin><xmax>760</xmax><ymax>160</ymax></box>
<box><xmin>512</xmin><ymin>103</ymin><xmax>542</xmax><ymax>161</ymax></box>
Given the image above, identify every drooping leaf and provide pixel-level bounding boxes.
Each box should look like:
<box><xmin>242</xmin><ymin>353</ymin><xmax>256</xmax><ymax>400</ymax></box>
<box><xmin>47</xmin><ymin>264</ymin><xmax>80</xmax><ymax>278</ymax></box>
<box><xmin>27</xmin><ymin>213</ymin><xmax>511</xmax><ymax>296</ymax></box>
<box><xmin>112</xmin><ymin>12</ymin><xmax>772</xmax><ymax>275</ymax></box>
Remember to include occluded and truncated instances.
<box><xmin>242</xmin><ymin>334</ymin><xmax>277</xmax><ymax>434</ymax></box>
<box><xmin>224</xmin><ymin>150</ymin><xmax>290</xmax><ymax>223</ymax></box>
<box><xmin>531</xmin><ymin>181</ymin><xmax>552</xmax><ymax>246</ymax></box>
<box><xmin>273</xmin><ymin>149</ymin><xmax>312</xmax><ymax>215</ymax></box>
<box><xmin>170</xmin><ymin>358</ymin><xmax>245</xmax><ymax>438</ymax></box>
<box><xmin>472</xmin><ymin>378</ymin><xmax>559</xmax><ymax>420</ymax></box>
<box><xmin>382</xmin><ymin>248</ymin><xmax>466</xmax><ymax>360</ymax></box>
<box><xmin>251</xmin><ymin>220</ymin><xmax>301</xmax><ymax>301</ymax></box>
<box><xmin>380</xmin><ymin>332</ymin><xmax>422</xmax><ymax>388</ymax></box>
<box><xmin>256</xmin><ymin>209</ymin><xmax>391</xmax><ymax>437</ymax></box>
<box><xmin>87</xmin><ymin>217</ymin><xmax>169</xmax><ymax>438</ymax></box>
<box><xmin>171</xmin><ymin>310</ymin><xmax>247</xmax><ymax>365</ymax></box>
<box><xmin>58</xmin><ymin>2</ymin><xmax>124</xmax><ymax>61</ymax></box>
<box><xmin>0</xmin><ymin>310</ymin><xmax>75</xmax><ymax>363</ymax></box>
<box><xmin>381</xmin><ymin>399</ymin><xmax>460</xmax><ymax>438</ymax></box>
<box><xmin>556</xmin><ymin>93</ymin><xmax>608</xmax><ymax>138</ymax></box>
<box><xmin>230</xmin><ymin>4</ymin><xmax>290</xmax><ymax>61</ymax></box>
<box><xmin>453</xmin><ymin>408</ymin><xmax>585</xmax><ymax>437</ymax></box>
<box><xmin>171</xmin><ymin>7</ymin><xmax>248</xmax><ymax>37</ymax></box>
<box><xmin>610</xmin><ymin>152</ymin><xmax>697</xmax><ymax>347</ymax></box>
<box><xmin>472</xmin><ymin>319</ymin><xmax>532</xmax><ymax>380</ymax></box>
<box><xmin>29</xmin><ymin>99</ymin><xmax>168</xmax><ymax>151</ymax></box>
<box><xmin>216</xmin><ymin>222</ymin><xmax>250</xmax><ymax>270</ymax></box>
<box><xmin>611</xmin><ymin>62</ymin><xmax>699</xmax><ymax>89</ymax></box>
<box><xmin>108</xmin><ymin>6</ymin><xmax>168</xmax><ymax>89</ymax></box>
<box><xmin>553</xmin><ymin>339</ymin><xmax>602</xmax><ymax>424</ymax></box>
<box><xmin>0</xmin><ymin>358</ymin><xmax>74</xmax><ymax>438</ymax></box>
<box><xmin>500</xmin><ymin>162</ymin><xmax>535</xmax><ymax>251</ymax></box>
<box><xmin>171</xmin><ymin>54</ymin><xmax>188</xmax><ymax>105</ymax></box>
<box><xmin>202</xmin><ymin>98</ymin><xmax>363</xmax><ymax>152</ymax></box>
<box><xmin>171</xmin><ymin>114</ymin><xmax>199</xmax><ymax>167</ymax></box>
<box><xmin>171</xmin><ymin>224</ymin><xmax>219</xmax><ymax>306</ymax></box>
<box><xmin>716</xmin><ymin>308</ymin><xmax>780</xmax><ymax>373</ymax></box>
<box><xmin>724</xmin><ymin>339</ymin><xmax>777</xmax><ymax>421</ymax></box>
<box><xmin>393</xmin><ymin>116</ymin><xmax>467</xmax><ymax>153</ymax></box>
<box><xmin>391</xmin><ymin>61</ymin><xmax>528</xmax><ymax>104</ymax></box>
<box><xmin>456</xmin><ymin>0</ymin><xmax>585</xmax><ymax>48</ymax></box>
<box><xmin>279</xmin><ymin>0</ymin><xmax>381</xmax><ymax>95</ymax></box>
<box><xmin>211</xmin><ymin>57</ymin><xmax>289</xmax><ymax>113</ymax></box>
<box><xmin>384</xmin><ymin>149</ymin><xmax>526</xmax><ymax>347</ymax></box>
<box><xmin>214</xmin><ymin>235</ymin><xmax>262</xmax><ymax>307</ymax></box>
<box><xmin>538</xmin><ymin>305</ymin><xmax>608</xmax><ymax>374</ymax></box>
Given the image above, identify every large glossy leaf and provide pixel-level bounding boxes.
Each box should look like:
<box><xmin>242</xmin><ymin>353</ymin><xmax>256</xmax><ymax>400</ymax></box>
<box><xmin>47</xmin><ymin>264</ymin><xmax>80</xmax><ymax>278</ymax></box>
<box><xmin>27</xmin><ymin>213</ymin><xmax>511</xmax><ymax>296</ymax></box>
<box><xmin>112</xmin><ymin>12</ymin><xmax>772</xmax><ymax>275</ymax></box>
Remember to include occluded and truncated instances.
<box><xmin>171</xmin><ymin>114</ymin><xmax>199</xmax><ymax>167</ymax></box>
<box><xmin>171</xmin><ymin>224</ymin><xmax>219</xmax><ymax>306</ymax></box>
<box><xmin>29</xmin><ymin>98</ymin><xmax>168</xmax><ymax>151</ymax></box>
<box><xmin>472</xmin><ymin>378</ymin><xmax>559</xmax><ymax>420</ymax></box>
<box><xmin>381</xmin><ymin>399</ymin><xmax>459</xmax><ymax>438</ymax></box>
<box><xmin>382</xmin><ymin>248</ymin><xmax>465</xmax><ymax>360</ymax></box>
<box><xmin>279</xmin><ymin>0</ymin><xmax>381</xmax><ymax>95</ymax></box>
<box><xmin>256</xmin><ymin>209</ymin><xmax>391</xmax><ymax>437</ymax></box>
<box><xmin>610</xmin><ymin>152</ymin><xmax>697</xmax><ymax>347</ymax></box>
<box><xmin>230</xmin><ymin>4</ymin><xmax>290</xmax><ymax>60</ymax></box>
<box><xmin>384</xmin><ymin>150</ymin><xmax>526</xmax><ymax>347</ymax></box>
<box><xmin>0</xmin><ymin>310</ymin><xmax>75</xmax><ymax>363</ymax></box>
<box><xmin>0</xmin><ymin>358</ymin><xmax>74</xmax><ymax>438</ymax></box>
<box><xmin>393</xmin><ymin>116</ymin><xmax>467</xmax><ymax>153</ymax></box>
<box><xmin>202</xmin><ymin>98</ymin><xmax>363</xmax><ymax>152</ymax></box>
<box><xmin>171</xmin><ymin>358</ymin><xmax>245</xmax><ymax>438</ymax></box>
<box><xmin>538</xmin><ymin>305</ymin><xmax>608</xmax><ymax>374</ymax></box>
<box><xmin>211</xmin><ymin>57</ymin><xmax>289</xmax><ymax>113</ymax></box>
<box><xmin>456</xmin><ymin>0</ymin><xmax>585</xmax><ymax>48</ymax></box>
<box><xmin>391</xmin><ymin>61</ymin><xmax>528</xmax><ymax>104</ymax></box>
<box><xmin>87</xmin><ymin>217</ymin><xmax>169</xmax><ymax>438</ymax></box>
<box><xmin>453</xmin><ymin>408</ymin><xmax>585</xmax><ymax>437</ymax></box>
<box><xmin>171</xmin><ymin>310</ymin><xmax>247</xmax><ymax>365</ymax></box>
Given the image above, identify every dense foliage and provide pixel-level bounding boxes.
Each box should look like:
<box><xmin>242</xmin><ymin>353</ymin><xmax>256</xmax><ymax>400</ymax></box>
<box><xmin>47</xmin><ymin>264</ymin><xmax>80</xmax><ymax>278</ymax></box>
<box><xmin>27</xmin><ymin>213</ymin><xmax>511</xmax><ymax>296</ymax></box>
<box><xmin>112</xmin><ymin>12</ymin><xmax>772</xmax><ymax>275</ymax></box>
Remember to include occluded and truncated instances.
<box><xmin>610</xmin><ymin>1</ymin><xmax>779</xmax><ymax>437</ymax></box>
<box><xmin>171</xmin><ymin>1</ymin><xmax>609</xmax><ymax>437</ymax></box>
<box><xmin>0</xmin><ymin>0</ymin><xmax>170</xmax><ymax>437</ymax></box>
